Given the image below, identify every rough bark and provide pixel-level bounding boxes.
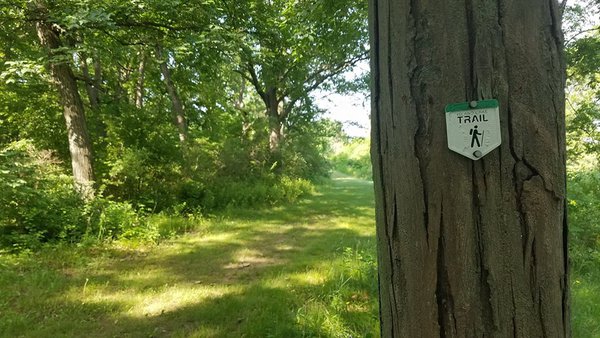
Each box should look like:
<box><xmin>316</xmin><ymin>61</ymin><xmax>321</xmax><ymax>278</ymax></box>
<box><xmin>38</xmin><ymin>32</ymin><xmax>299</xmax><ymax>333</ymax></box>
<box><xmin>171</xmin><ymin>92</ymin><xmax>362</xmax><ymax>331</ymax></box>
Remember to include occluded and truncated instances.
<box><xmin>265</xmin><ymin>88</ymin><xmax>284</xmax><ymax>154</ymax></box>
<box><xmin>262</xmin><ymin>87</ymin><xmax>286</xmax><ymax>171</ymax></box>
<box><xmin>244</xmin><ymin>63</ymin><xmax>286</xmax><ymax>163</ymax></box>
<box><xmin>34</xmin><ymin>2</ymin><xmax>95</xmax><ymax>198</ymax></box>
<box><xmin>369</xmin><ymin>0</ymin><xmax>568</xmax><ymax>337</ymax></box>
<box><xmin>156</xmin><ymin>45</ymin><xmax>188</xmax><ymax>144</ymax></box>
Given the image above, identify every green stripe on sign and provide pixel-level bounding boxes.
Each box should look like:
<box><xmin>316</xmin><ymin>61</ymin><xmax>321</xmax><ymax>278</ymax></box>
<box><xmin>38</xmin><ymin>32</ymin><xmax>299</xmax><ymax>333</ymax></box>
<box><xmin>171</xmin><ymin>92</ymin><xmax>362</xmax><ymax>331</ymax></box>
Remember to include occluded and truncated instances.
<box><xmin>445</xmin><ymin>99</ymin><xmax>499</xmax><ymax>113</ymax></box>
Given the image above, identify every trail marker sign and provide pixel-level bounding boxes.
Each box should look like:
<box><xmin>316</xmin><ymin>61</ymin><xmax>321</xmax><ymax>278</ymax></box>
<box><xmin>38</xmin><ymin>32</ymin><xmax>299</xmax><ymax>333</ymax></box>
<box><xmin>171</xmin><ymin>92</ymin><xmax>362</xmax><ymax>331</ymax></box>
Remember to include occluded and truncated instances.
<box><xmin>445</xmin><ymin>99</ymin><xmax>501</xmax><ymax>160</ymax></box>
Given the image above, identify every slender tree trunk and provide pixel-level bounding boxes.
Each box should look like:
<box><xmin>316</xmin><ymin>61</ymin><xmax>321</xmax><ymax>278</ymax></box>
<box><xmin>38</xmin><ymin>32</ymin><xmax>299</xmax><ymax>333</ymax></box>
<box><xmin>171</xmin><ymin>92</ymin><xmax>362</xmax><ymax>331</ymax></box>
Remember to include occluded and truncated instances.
<box><xmin>156</xmin><ymin>45</ymin><xmax>188</xmax><ymax>144</ymax></box>
<box><xmin>369</xmin><ymin>0</ymin><xmax>568</xmax><ymax>336</ymax></box>
<box><xmin>92</xmin><ymin>53</ymin><xmax>102</xmax><ymax>99</ymax></box>
<box><xmin>135</xmin><ymin>50</ymin><xmax>146</xmax><ymax>109</ymax></box>
<box><xmin>34</xmin><ymin>3</ymin><xmax>95</xmax><ymax>198</ymax></box>
<box><xmin>235</xmin><ymin>75</ymin><xmax>246</xmax><ymax>111</ymax></box>
<box><xmin>235</xmin><ymin>77</ymin><xmax>253</xmax><ymax>135</ymax></box>
<box><xmin>80</xmin><ymin>53</ymin><xmax>100</xmax><ymax>111</ymax></box>
<box><xmin>114</xmin><ymin>67</ymin><xmax>128</xmax><ymax>106</ymax></box>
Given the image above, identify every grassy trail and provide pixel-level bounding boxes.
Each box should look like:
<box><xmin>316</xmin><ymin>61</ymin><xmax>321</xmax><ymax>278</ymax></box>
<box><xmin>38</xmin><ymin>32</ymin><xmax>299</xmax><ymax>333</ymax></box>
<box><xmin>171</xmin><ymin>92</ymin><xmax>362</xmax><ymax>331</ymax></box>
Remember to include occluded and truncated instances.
<box><xmin>0</xmin><ymin>175</ymin><xmax>379</xmax><ymax>337</ymax></box>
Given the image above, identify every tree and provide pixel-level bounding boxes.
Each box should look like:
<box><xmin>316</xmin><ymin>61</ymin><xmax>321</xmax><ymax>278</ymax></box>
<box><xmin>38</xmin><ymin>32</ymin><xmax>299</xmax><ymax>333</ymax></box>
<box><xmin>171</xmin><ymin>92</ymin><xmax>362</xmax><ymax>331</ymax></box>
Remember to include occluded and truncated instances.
<box><xmin>369</xmin><ymin>0</ymin><xmax>569</xmax><ymax>336</ymax></box>
<box><xmin>225</xmin><ymin>0</ymin><xmax>368</xmax><ymax>166</ymax></box>
<box><xmin>32</xmin><ymin>0</ymin><xmax>95</xmax><ymax>197</ymax></box>
<box><xmin>564</xmin><ymin>1</ymin><xmax>600</xmax><ymax>165</ymax></box>
<box><xmin>155</xmin><ymin>44</ymin><xmax>188</xmax><ymax>144</ymax></box>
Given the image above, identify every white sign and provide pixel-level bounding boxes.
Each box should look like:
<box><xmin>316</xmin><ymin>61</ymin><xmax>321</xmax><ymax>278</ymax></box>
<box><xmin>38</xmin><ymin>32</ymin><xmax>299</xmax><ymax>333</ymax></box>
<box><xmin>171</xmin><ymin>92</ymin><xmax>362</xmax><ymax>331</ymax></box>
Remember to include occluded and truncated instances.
<box><xmin>445</xmin><ymin>100</ymin><xmax>501</xmax><ymax>160</ymax></box>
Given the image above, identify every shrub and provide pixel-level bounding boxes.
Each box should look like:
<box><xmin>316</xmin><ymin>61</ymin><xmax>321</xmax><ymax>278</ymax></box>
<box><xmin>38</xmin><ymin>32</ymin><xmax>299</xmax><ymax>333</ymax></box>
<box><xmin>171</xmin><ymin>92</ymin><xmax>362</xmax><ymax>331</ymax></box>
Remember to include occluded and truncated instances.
<box><xmin>0</xmin><ymin>141</ymin><xmax>85</xmax><ymax>250</ymax></box>
<box><xmin>330</xmin><ymin>138</ymin><xmax>372</xmax><ymax>180</ymax></box>
<box><xmin>100</xmin><ymin>146</ymin><xmax>181</xmax><ymax>212</ymax></box>
<box><xmin>84</xmin><ymin>198</ymin><xmax>152</xmax><ymax>242</ymax></box>
<box><xmin>199</xmin><ymin>176</ymin><xmax>315</xmax><ymax>210</ymax></box>
<box><xmin>568</xmin><ymin>170</ymin><xmax>600</xmax><ymax>273</ymax></box>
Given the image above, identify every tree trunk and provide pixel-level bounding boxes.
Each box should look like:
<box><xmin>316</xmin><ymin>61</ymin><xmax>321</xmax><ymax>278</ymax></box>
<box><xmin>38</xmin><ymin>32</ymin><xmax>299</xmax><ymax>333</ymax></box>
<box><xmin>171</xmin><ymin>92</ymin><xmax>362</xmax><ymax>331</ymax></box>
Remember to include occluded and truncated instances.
<box><xmin>156</xmin><ymin>45</ymin><xmax>188</xmax><ymax>144</ymax></box>
<box><xmin>35</xmin><ymin>3</ymin><xmax>95</xmax><ymax>198</ymax></box>
<box><xmin>135</xmin><ymin>50</ymin><xmax>146</xmax><ymax>109</ymax></box>
<box><xmin>369</xmin><ymin>0</ymin><xmax>568</xmax><ymax>337</ymax></box>
<box><xmin>264</xmin><ymin>87</ymin><xmax>284</xmax><ymax>170</ymax></box>
<box><xmin>267</xmin><ymin>100</ymin><xmax>283</xmax><ymax>154</ymax></box>
<box><xmin>79</xmin><ymin>52</ymin><xmax>100</xmax><ymax>111</ymax></box>
<box><xmin>92</xmin><ymin>53</ymin><xmax>102</xmax><ymax>100</ymax></box>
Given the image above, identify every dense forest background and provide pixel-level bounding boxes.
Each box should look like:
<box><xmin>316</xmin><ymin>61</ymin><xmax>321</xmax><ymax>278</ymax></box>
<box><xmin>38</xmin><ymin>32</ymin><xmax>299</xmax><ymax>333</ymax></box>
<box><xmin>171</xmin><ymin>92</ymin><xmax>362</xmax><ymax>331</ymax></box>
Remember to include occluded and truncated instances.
<box><xmin>0</xmin><ymin>0</ymin><xmax>598</xmax><ymax>273</ymax></box>
<box><xmin>0</xmin><ymin>0</ymin><xmax>369</xmax><ymax>249</ymax></box>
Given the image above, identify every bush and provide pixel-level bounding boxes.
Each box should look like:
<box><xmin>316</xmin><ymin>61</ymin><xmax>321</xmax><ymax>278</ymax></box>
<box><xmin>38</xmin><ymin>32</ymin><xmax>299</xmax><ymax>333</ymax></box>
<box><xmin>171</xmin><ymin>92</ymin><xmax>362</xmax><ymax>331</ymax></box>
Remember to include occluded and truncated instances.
<box><xmin>568</xmin><ymin>170</ymin><xmax>600</xmax><ymax>273</ymax></box>
<box><xmin>100</xmin><ymin>146</ymin><xmax>181</xmax><ymax>212</ymax></box>
<box><xmin>84</xmin><ymin>198</ymin><xmax>153</xmax><ymax>242</ymax></box>
<box><xmin>0</xmin><ymin>141</ymin><xmax>85</xmax><ymax>250</ymax></box>
<box><xmin>198</xmin><ymin>176</ymin><xmax>315</xmax><ymax>210</ymax></box>
<box><xmin>0</xmin><ymin>141</ymin><xmax>157</xmax><ymax>250</ymax></box>
<box><xmin>330</xmin><ymin>138</ymin><xmax>372</xmax><ymax>180</ymax></box>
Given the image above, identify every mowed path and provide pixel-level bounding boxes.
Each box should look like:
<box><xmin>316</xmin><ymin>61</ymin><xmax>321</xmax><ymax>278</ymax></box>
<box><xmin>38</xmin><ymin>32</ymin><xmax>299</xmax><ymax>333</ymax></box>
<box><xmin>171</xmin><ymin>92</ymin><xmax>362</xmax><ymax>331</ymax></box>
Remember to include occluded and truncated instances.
<box><xmin>0</xmin><ymin>175</ymin><xmax>379</xmax><ymax>337</ymax></box>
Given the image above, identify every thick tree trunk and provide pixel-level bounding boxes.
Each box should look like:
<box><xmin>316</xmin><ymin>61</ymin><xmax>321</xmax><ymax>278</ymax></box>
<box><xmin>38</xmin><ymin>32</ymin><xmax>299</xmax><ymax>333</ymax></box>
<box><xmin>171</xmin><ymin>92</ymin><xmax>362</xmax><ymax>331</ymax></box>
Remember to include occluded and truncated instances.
<box><xmin>267</xmin><ymin>100</ymin><xmax>283</xmax><ymax>154</ymax></box>
<box><xmin>369</xmin><ymin>0</ymin><xmax>568</xmax><ymax>337</ymax></box>
<box><xmin>156</xmin><ymin>45</ymin><xmax>188</xmax><ymax>144</ymax></box>
<box><xmin>35</xmin><ymin>4</ymin><xmax>95</xmax><ymax>198</ymax></box>
<box><xmin>264</xmin><ymin>88</ymin><xmax>285</xmax><ymax>170</ymax></box>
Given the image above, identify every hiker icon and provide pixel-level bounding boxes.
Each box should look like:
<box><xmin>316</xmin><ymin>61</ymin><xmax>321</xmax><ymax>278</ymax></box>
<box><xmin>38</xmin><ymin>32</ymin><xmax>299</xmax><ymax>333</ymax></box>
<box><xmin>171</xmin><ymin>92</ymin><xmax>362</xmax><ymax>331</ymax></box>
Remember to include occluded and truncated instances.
<box><xmin>470</xmin><ymin>125</ymin><xmax>484</xmax><ymax>148</ymax></box>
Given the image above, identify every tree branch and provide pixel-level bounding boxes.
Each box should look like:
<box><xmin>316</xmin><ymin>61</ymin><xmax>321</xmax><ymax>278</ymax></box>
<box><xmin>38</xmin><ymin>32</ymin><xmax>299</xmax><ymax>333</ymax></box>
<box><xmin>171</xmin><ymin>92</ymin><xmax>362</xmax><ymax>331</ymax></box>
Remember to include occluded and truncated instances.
<box><xmin>284</xmin><ymin>51</ymin><xmax>369</xmax><ymax>99</ymax></box>
<box><xmin>245</xmin><ymin>61</ymin><xmax>267</xmax><ymax>103</ymax></box>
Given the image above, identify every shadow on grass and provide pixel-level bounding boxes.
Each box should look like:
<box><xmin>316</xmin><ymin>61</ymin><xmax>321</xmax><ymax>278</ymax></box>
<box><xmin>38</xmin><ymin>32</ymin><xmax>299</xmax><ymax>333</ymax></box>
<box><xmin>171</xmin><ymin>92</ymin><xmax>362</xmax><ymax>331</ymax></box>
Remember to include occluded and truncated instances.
<box><xmin>0</xmin><ymin>177</ymin><xmax>379</xmax><ymax>337</ymax></box>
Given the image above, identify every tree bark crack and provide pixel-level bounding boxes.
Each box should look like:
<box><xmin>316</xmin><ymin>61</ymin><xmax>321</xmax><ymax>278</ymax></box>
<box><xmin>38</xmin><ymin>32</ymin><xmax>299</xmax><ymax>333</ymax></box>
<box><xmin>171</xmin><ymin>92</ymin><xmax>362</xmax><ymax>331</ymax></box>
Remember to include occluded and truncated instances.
<box><xmin>386</xmin><ymin>2</ymin><xmax>396</xmax><ymax>130</ymax></box>
<box><xmin>465</xmin><ymin>0</ymin><xmax>477</xmax><ymax>100</ymax></box>
<box><xmin>408</xmin><ymin>0</ymin><xmax>431</xmax><ymax>248</ymax></box>
<box><xmin>436</xmin><ymin>207</ymin><xmax>457</xmax><ymax>338</ymax></box>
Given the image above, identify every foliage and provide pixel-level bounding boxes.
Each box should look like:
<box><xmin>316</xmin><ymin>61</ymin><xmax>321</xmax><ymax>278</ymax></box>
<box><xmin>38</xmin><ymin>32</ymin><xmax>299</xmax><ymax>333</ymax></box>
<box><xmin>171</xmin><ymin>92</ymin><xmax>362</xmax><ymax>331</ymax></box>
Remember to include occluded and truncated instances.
<box><xmin>223</xmin><ymin>0</ymin><xmax>369</xmax><ymax>169</ymax></box>
<box><xmin>0</xmin><ymin>0</ymin><xmax>349</xmax><ymax>237</ymax></box>
<box><xmin>0</xmin><ymin>141</ymin><xmax>85</xmax><ymax>251</ymax></box>
<box><xmin>0</xmin><ymin>139</ymin><xmax>319</xmax><ymax>251</ymax></box>
<box><xmin>0</xmin><ymin>141</ymin><xmax>155</xmax><ymax>250</ymax></box>
<box><xmin>568</xmin><ymin>169</ymin><xmax>600</xmax><ymax>336</ymax></box>
<box><xmin>564</xmin><ymin>2</ymin><xmax>600</xmax><ymax>166</ymax></box>
<box><xmin>84</xmin><ymin>198</ymin><xmax>149</xmax><ymax>242</ymax></box>
<box><xmin>568</xmin><ymin>170</ymin><xmax>600</xmax><ymax>269</ymax></box>
<box><xmin>197</xmin><ymin>176</ymin><xmax>315</xmax><ymax>210</ymax></box>
<box><xmin>330</xmin><ymin>137</ymin><xmax>372</xmax><ymax>180</ymax></box>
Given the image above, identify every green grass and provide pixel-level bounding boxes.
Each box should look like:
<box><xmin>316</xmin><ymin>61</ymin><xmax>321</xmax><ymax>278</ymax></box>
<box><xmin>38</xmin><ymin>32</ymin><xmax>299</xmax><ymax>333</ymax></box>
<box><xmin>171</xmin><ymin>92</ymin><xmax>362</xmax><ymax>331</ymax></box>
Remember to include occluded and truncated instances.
<box><xmin>571</xmin><ymin>244</ymin><xmax>600</xmax><ymax>337</ymax></box>
<box><xmin>572</xmin><ymin>267</ymin><xmax>600</xmax><ymax>337</ymax></box>
<box><xmin>0</xmin><ymin>174</ymin><xmax>379</xmax><ymax>337</ymax></box>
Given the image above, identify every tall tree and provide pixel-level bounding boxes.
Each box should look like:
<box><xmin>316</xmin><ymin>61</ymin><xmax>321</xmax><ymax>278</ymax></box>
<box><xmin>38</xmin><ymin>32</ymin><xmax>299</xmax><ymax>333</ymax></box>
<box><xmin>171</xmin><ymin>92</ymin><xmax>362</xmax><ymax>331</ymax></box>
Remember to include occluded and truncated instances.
<box><xmin>156</xmin><ymin>44</ymin><xmax>188</xmax><ymax>144</ymax></box>
<box><xmin>563</xmin><ymin>1</ymin><xmax>600</xmax><ymax>163</ymax></box>
<box><xmin>226</xmin><ymin>0</ymin><xmax>368</xmax><ymax>165</ymax></box>
<box><xmin>369</xmin><ymin>0</ymin><xmax>569</xmax><ymax>336</ymax></box>
<box><xmin>32</xmin><ymin>0</ymin><xmax>95</xmax><ymax>197</ymax></box>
